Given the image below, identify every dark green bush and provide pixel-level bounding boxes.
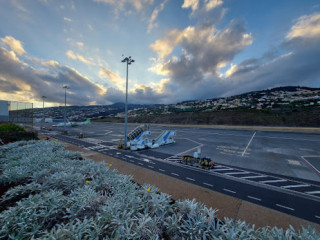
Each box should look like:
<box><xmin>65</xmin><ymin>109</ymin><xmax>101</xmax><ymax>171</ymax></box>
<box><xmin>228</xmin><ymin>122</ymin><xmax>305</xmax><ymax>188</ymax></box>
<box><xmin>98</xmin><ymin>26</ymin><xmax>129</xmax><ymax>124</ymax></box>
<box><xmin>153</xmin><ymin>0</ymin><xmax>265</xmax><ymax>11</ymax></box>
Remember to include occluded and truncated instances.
<box><xmin>0</xmin><ymin>124</ymin><xmax>37</xmax><ymax>144</ymax></box>
<box><xmin>0</xmin><ymin>124</ymin><xmax>25</xmax><ymax>132</ymax></box>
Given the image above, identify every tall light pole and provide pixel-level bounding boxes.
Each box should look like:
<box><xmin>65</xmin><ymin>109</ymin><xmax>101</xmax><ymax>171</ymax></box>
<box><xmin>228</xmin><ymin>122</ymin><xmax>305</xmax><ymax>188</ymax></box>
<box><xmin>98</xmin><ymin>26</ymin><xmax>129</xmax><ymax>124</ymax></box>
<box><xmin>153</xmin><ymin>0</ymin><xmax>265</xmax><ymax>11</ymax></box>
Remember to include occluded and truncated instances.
<box><xmin>41</xmin><ymin>96</ymin><xmax>47</xmax><ymax>129</ymax></box>
<box><xmin>121</xmin><ymin>56</ymin><xmax>134</xmax><ymax>147</ymax></box>
<box><xmin>63</xmin><ymin>85</ymin><xmax>69</xmax><ymax>133</ymax></box>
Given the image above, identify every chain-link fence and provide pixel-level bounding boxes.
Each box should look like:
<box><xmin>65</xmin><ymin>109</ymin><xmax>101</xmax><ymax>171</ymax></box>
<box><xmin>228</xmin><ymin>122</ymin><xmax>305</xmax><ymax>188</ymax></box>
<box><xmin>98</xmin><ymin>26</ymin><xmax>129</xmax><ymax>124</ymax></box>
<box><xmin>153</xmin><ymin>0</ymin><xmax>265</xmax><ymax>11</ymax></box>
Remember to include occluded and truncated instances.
<box><xmin>0</xmin><ymin>100</ymin><xmax>34</xmax><ymax>125</ymax></box>
<box><xmin>9</xmin><ymin>101</ymin><xmax>33</xmax><ymax>125</ymax></box>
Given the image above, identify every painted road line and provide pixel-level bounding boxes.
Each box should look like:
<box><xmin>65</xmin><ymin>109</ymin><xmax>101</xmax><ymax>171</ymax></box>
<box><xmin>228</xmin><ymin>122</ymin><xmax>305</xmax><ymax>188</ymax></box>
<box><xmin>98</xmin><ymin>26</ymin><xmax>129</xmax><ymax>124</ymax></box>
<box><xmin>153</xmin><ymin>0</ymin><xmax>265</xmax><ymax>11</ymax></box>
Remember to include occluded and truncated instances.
<box><xmin>315</xmin><ymin>216</ymin><xmax>320</xmax><ymax>219</ymax></box>
<box><xmin>159</xmin><ymin>168</ymin><xmax>165</xmax><ymax>172</ymax></box>
<box><xmin>223</xmin><ymin>188</ymin><xmax>236</xmax><ymax>194</ymax></box>
<box><xmin>186</xmin><ymin>177</ymin><xmax>195</xmax><ymax>181</ymax></box>
<box><xmin>203</xmin><ymin>182</ymin><xmax>213</xmax><ymax>187</ymax></box>
<box><xmin>129</xmin><ymin>160</ymin><xmax>135</xmax><ymax>163</ymax></box>
<box><xmin>301</xmin><ymin>156</ymin><xmax>320</xmax><ymax>177</ymax></box>
<box><xmin>224</xmin><ymin>171</ymin><xmax>249</xmax><ymax>175</ymax></box>
<box><xmin>260</xmin><ymin>179</ymin><xmax>287</xmax><ymax>184</ymax></box>
<box><xmin>282</xmin><ymin>184</ymin><xmax>310</xmax><ymax>189</ymax></box>
<box><xmin>138</xmin><ymin>163</ymin><xmax>144</xmax><ymax>166</ymax></box>
<box><xmin>276</xmin><ymin>204</ymin><xmax>295</xmax><ymax>211</ymax></box>
<box><xmin>125</xmin><ymin>155</ymin><xmax>134</xmax><ymax>158</ymax></box>
<box><xmin>241</xmin><ymin>175</ymin><xmax>266</xmax><ymax>179</ymax></box>
<box><xmin>242</xmin><ymin>131</ymin><xmax>256</xmax><ymax>157</ymax></box>
<box><xmin>247</xmin><ymin>196</ymin><xmax>262</xmax><ymax>201</ymax></box>
<box><xmin>171</xmin><ymin>173</ymin><xmax>179</xmax><ymax>176</ymax></box>
<box><xmin>212</xmin><ymin>168</ymin><xmax>234</xmax><ymax>172</ymax></box>
<box><xmin>148</xmin><ymin>165</ymin><xmax>154</xmax><ymax>169</ymax></box>
<box><xmin>305</xmin><ymin>191</ymin><xmax>320</xmax><ymax>195</ymax></box>
<box><xmin>116</xmin><ymin>152</ymin><xmax>121</xmax><ymax>155</ymax></box>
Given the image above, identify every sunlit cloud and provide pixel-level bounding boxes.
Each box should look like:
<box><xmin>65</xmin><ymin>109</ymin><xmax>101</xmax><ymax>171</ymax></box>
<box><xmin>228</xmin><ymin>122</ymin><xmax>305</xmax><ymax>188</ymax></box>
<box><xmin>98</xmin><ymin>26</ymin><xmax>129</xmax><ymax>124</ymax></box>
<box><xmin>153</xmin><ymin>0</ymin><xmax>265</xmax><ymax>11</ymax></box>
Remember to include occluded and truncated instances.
<box><xmin>66</xmin><ymin>50</ymin><xmax>95</xmax><ymax>65</ymax></box>
<box><xmin>1</xmin><ymin>36</ymin><xmax>26</xmax><ymax>56</ymax></box>
<box><xmin>99</xmin><ymin>68</ymin><xmax>125</xmax><ymax>91</ymax></box>
<box><xmin>286</xmin><ymin>13</ymin><xmax>320</xmax><ymax>40</ymax></box>
<box><xmin>205</xmin><ymin>0</ymin><xmax>223</xmax><ymax>11</ymax></box>
<box><xmin>182</xmin><ymin>0</ymin><xmax>199</xmax><ymax>12</ymax></box>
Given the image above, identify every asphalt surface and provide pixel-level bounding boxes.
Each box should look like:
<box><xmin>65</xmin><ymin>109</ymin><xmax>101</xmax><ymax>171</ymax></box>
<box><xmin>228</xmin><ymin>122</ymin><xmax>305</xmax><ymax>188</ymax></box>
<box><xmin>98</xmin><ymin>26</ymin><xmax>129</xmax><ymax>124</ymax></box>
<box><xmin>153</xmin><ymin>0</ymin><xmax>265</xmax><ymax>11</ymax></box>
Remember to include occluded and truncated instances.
<box><xmin>37</xmin><ymin>122</ymin><xmax>320</xmax><ymax>224</ymax></box>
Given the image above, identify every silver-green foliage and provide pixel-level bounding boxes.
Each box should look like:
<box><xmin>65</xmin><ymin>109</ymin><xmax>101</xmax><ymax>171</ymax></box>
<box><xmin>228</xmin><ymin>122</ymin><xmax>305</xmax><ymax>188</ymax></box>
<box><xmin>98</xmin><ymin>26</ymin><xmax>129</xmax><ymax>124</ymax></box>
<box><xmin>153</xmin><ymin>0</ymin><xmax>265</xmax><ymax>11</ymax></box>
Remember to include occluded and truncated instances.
<box><xmin>0</xmin><ymin>141</ymin><xmax>319</xmax><ymax>239</ymax></box>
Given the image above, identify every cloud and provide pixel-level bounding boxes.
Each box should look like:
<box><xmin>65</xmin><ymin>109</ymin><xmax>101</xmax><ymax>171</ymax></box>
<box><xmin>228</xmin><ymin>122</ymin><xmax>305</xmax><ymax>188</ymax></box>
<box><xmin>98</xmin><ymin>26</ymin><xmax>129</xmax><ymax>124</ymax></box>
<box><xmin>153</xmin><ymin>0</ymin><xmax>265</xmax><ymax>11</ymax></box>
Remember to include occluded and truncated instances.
<box><xmin>93</xmin><ymin>0</ymin><xmax>154</xmax><ymax>13</ymax></box>
<box><xmin>205</xmin><ymin>0</ymin><xmax>223</xmax><ymax>11</ymax></box>
<box><xmin>0</xmin><ymin>46</ymin><xmax>105</xmax><ymax>105</ymax></box>
<box><xmin>99</xmin><ymin>68</ymin><xmax>125</xmax><ymax>90</ymax></box>
<box><xmin>182</xmin><ymin>0</ymin><xmax>223</xmax><ymax>13</ymax></box>
<box><xmin>147</xmin><ymin>0</ymin><xmax>168</xmax><ymax>33</ymax></box>
<box><xmin>151</xmin><ymin>20</ymin><xmax>252</xmax><ymax>86</ymax></box>
<box><xmin>76</xmin><ymin>42</ymin><xmax>84</xmax><ymax>47</ymax></box>
<box><xmin>66</xmin><ymin>50</ymin><xmax>95</xmax><ymax>65</ymax></box>
<box><xmin>286</xmin><ymin>13</ymin><xmax>320</xmax><ymax>40</ymax></box>
<box><xmin>1</xmin><ymin>36</ymin><xmax>26</xmax><ymax>56</ymax></box>
<box><xmin>182</xmin><ymin>0</ymin><xmax>199</xmax><ymax>12</ymax></box>
<box><xmin>63</xmin><ymin>17</ymin><xmax>72</xmax><ymax>22</ymax></box>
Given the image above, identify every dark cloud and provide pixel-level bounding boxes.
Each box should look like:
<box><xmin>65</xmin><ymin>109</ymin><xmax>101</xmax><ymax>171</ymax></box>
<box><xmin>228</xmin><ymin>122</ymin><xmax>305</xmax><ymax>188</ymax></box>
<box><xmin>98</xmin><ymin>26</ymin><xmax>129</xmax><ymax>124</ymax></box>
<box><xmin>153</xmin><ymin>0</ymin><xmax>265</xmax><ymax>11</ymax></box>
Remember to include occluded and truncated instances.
<box><xmin>161</xmin><ymin>20</ymin><xmax>252</xmax><ymax>94</ymax></box>
<box><xmin>0</xmin><ymin>47</ymin><xmax>105</xmax><ymax>105</ymax></box>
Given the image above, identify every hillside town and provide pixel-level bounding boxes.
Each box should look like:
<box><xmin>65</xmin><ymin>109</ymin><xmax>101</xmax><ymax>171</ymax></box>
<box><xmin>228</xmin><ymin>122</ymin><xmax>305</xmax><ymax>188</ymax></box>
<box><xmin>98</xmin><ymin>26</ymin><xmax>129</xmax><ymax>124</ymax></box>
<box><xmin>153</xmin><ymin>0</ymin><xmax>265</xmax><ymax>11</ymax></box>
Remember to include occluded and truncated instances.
<box><xmin>125</xmin><ymin>86</ymin><xmax>320</xmax><ymax>118</ymax></box>
<box><xmin>32</xmin><ymin>86</ymin><xmax>320</xmax><ymax>121</ymax></box>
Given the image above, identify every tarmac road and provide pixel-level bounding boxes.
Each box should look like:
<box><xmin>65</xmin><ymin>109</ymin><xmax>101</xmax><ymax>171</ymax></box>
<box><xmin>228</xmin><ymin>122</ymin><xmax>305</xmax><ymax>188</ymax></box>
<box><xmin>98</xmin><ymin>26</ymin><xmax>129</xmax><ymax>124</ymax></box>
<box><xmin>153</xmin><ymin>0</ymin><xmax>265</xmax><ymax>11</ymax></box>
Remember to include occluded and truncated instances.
<box><xmin>37</xmin><ymin>122</ymin><xmax>320</xmax><ymax>224</ymax></box>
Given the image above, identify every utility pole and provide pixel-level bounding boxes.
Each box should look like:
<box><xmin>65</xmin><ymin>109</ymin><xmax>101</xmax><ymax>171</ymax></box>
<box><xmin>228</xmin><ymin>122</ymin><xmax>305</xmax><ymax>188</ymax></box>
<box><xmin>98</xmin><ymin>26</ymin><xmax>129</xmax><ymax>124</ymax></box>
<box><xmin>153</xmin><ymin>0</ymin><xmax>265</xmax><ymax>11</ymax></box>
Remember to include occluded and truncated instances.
<box><xmin>121</xmin><ymin>56</ymin><xmax>134</xmax><ymax>147</ymax></box>
<box><xmin>41</xmin><ymin>96</ymin><xmax>47</xmax><ymax>129</ymax></box>
<box><xmin>63</xmin><ymin>85</ymin><xmax>69</xmax><ymax>133</ymax></box>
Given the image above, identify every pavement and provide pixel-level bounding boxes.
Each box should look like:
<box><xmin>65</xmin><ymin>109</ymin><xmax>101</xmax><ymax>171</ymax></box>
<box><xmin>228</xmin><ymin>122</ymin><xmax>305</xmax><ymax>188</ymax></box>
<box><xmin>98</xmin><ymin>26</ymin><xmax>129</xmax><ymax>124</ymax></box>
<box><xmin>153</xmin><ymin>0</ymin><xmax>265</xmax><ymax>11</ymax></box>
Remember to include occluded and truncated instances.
<box><xmin>36</xmin><ymin>122</ymin><xmax>320</xmax><ymax>224</ymax></box>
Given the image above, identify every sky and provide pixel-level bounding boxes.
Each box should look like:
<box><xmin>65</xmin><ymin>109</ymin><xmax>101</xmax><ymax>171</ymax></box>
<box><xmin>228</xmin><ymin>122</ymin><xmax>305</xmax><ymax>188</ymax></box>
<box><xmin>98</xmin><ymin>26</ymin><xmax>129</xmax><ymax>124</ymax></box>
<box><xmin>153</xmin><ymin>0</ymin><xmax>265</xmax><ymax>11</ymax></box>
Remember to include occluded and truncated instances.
<box><xmin>0</xmin><ymin>0</ymin><xmax>320</xmax><ymax>108</ymax></box>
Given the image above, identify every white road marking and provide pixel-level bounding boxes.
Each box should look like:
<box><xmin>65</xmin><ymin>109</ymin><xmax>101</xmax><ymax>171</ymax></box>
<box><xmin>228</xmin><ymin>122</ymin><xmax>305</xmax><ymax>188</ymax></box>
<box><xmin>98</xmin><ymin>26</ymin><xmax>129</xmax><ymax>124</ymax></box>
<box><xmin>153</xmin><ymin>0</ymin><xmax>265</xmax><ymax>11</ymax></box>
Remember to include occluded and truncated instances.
<box><xmin>203</xmin><ymin>182</ymin><xmax>213</xmax><ymax>187</ymax></box>
<box><xmin>159</xmin><ymin>168</ymin><xmax>165</xmax><ymax>172</ymax></box>
<box><xmin>223</xmin><ymin>188</ymin><xmax>236</xmax><ymax>194</ymax></box>
<box><xmin>138</xmin><ymin>163</ymin><xmax>144</xmax><ymax>166</ymax></box>
<box><xmin>282</xmin><ymin>184</ymin><xmax>310</xmax><ymax>189</ymax></box>
<box><xmin>171</xmin><ymin>173</ymin><xmax>179</xmax><ymax>176</ymax></box>
<box><xmin>315</xmin><ymin>215</ymin><xmax>320</xmax><ymax>219</ymax></box>
<box><xmin>305</xmin><ymin>191</ymin><xmax>320</xmax><ymax>195</ymax></box>
<box><xmin>301</xmin><ymin>156</ymin><xmax>320</xmax><ymax>176</ymax></box>
<box><xmin>225</xmin><ymin>171</ymin><xmax>249</xmax><ymax>175</ymax></box>
<box><xmin>116</xmin><ymin>152</ymin><xmax>121</xmax><ymax>155</ymax></box>
<box><xmin>242</xmin><ymin>132</ymin><xmax>256</xmax><ymax>157</ymax></box>
<box><xmin>212</xmin><ymin>168</ymin><xmax>234</xmax><ymax>172</ymax></box>
<box><xmin>125</xmin><ymin>155</ymin><xmax>134</xmax><ymax>158</ymax></box>
<box><xmin>129</xmin><ymin>160</ymin><xmax>134</xmax><ymax>163</ymax></box>
<box><xmin>214</xmin><ymin>165</ymin><xmax>228</xmax><ymax>168</ymax></box>
<box><xmin>276</xmin><ymin>204</ymin><xmax>294</xmax><ymax>211</ymax></box>
<box><xmin>241</xmin><ymin>175</ymin><xmax>266</xmax><ymax>179</ymax></box>
<box><xmin>260</xmin><ymin>179</ymin><xmax>287</xmax><ymax>184</ymax></box>
<box><xmin>247</xmin><ymin>196</ymin><xmax>261</xmax><ymax>201</ymax></box>
<box><xmin>148</xmin><ymin>165</ymin><xmax>154</xmax><ymax>169</ymax></box>
<box><xmin>186</xmin><ymin>177</ymin><xmax>195</xmax><ymax>181</ymax></box>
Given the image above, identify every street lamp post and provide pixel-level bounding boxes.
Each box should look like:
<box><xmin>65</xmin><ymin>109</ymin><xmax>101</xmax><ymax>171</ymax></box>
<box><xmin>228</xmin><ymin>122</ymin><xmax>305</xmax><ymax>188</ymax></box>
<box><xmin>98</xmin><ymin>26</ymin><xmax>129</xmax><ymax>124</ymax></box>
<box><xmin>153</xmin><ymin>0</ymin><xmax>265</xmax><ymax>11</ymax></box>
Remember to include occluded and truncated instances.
<box><xmin>121</xmin><ymin>56</ymin><xmax>134</xmax><ymax>147</ymax></box>
<box><xmin>63</xmin><ymin>85</ymin><xmax>69</xmax><ymax>133</ymax></box>
<box><xmin>41</xmin><ymin>96</ymin><xmax>47</xmax><ymax>129</ymax></box>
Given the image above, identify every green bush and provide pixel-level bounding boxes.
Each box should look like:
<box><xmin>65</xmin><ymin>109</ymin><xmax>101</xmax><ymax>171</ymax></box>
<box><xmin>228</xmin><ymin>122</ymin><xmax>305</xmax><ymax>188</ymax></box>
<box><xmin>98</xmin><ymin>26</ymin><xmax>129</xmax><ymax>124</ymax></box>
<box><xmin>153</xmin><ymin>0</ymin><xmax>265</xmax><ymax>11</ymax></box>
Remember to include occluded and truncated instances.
<box><xmin>0</xmin><ymin>123</ymin><xmax>25</xmax><ymax>132</ymax></box>
<box><xmin>0</xmin><ymin>124</ymin><xmax>37</xmax><ymax>144</ymax></box>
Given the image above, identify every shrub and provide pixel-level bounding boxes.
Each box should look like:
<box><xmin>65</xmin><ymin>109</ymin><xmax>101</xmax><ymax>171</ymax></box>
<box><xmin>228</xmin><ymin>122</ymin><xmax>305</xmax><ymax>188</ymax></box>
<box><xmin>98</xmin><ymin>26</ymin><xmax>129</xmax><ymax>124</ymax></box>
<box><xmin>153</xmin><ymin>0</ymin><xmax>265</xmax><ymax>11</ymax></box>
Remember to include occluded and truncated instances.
<box><xmin>0</xmin><ymin>141</ymin><xmax>319</xmax><ymax>239</ymax></box>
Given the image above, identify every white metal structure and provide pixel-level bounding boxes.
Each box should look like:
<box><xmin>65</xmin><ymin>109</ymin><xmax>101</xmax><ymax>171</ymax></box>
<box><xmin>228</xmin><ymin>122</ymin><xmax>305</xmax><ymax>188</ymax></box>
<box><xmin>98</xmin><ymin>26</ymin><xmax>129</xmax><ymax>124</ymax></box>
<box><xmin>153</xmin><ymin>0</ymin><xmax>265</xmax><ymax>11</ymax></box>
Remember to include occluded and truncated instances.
<box><xmin>125</xmin><ymin>124</ymin><xmax>176</xmax><ymax>151</ymax></box>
